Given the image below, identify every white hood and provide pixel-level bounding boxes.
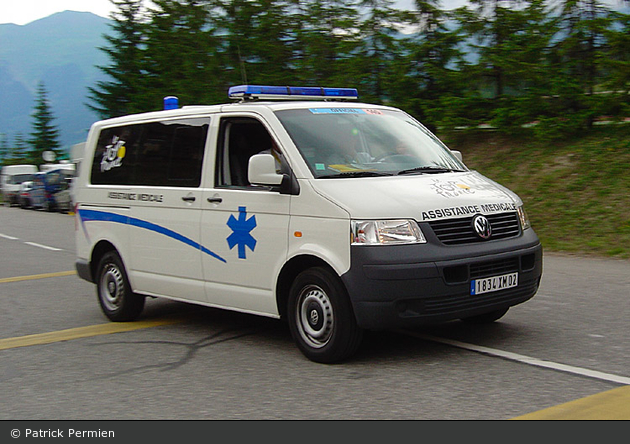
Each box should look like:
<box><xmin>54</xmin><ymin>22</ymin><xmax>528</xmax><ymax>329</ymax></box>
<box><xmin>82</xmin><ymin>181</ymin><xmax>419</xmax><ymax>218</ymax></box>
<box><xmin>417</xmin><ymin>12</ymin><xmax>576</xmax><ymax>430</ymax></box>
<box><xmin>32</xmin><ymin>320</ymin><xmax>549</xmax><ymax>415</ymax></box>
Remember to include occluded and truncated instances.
<box><xmin>310</xmin><ymin>171</ymin><xmax>522</xmax><ymax>221</ymax></box>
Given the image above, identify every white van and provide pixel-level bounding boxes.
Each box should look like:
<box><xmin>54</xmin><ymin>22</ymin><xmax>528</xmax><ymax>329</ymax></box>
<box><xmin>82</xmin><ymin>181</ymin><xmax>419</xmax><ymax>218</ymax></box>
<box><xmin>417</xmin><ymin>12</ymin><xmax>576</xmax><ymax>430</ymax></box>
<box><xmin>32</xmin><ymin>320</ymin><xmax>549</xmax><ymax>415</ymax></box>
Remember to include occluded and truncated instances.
<box><xmin>1</xmin><ymin>164</ymin><xmax>38</xmax><ymax>206</ymax></box>
<box><xmin>74</xmin><ymin>85</ymin><xmax>542</xmax><ymax>363</ymax></box>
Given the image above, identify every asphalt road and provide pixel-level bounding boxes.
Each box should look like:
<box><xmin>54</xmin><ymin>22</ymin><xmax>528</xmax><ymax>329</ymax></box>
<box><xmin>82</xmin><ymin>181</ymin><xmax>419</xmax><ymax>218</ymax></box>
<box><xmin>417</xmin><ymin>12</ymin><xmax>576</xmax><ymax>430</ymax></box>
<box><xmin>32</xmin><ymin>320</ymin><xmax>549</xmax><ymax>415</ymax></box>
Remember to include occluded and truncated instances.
<box><xmin>1</xmin><ymin>205</ymin><xmax>629</xmax><ymax>420</ymax></box>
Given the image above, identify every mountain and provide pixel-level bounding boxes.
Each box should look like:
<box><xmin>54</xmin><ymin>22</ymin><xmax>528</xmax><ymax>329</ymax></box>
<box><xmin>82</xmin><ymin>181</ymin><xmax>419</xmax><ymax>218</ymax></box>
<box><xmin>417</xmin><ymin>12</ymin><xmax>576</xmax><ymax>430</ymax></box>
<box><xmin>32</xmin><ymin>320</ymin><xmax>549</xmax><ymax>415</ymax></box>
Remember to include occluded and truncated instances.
<box><xmin>0</xmin><ymin>11</ymin><xmax>110</xmax><ymax>153</ymax></box>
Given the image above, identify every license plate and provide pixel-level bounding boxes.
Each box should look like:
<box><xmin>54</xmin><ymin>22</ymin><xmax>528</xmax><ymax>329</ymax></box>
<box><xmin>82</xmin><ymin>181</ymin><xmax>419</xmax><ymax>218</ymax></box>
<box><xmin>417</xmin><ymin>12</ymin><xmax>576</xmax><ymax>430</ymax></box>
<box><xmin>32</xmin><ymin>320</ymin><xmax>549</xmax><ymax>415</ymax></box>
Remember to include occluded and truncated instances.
<box><xmin>471</xmin><ymin>272</ymin><xmax>518</xmax><ymax>295</ymax></box>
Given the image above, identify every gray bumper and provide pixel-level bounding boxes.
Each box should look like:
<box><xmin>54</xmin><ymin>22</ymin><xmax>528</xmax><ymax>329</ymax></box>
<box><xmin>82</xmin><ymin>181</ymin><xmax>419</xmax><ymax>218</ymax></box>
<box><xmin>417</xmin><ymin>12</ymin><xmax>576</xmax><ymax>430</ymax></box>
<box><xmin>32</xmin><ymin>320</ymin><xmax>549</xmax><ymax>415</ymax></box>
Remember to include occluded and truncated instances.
<box><xmin>342</xmin><ymin>229</ymin><xmax>543</xmax><ymax>330</ymax></box>
<box><xmin>75</xmin><ymin>258</ymin><xmax>94</xmax><ymax>283</ymax></box>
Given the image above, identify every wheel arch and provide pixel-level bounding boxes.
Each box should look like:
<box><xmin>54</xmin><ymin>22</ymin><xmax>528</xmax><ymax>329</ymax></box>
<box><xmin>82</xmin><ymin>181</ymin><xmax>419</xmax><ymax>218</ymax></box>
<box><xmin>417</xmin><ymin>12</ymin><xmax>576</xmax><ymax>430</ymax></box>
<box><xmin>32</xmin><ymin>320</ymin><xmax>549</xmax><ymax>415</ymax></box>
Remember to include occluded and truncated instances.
<box><xmin>276</xmin><ymin>254</ymin><xmax>340</xmax><ymax>321</ymax></box>
<box><xmin>89</xmin><ymin>240</ymin><xmax>119</xmax><ymax>283</ymax></box>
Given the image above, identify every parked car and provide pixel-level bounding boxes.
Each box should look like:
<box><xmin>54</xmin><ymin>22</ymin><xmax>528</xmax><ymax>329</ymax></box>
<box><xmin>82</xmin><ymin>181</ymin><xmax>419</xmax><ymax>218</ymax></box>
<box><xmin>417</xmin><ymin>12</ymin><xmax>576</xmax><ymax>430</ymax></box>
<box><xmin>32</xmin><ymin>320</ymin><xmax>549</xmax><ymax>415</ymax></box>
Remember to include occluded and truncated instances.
<box><xmin>1</xmin><ymin>164</ymin><xmax>37</xmax><ymax>206</ymax></box>
<box><xmin>18</xmin><ymin>181</ymin><xmax>35</xmax><ymax>208</ymax></box>
<box><xmin>30</xmin><ymin>169</ymin><xmax>74</xmax><ymax>212</ymax></box>
<box><xmin>54</xmin><ymin>177</ymin><xmax>74</xmax><ymax>213</ymax></box>
<box><xmin>29</xmin><ymin>172</ymin><xmax>48</xmax><ymax>210</ymax></box>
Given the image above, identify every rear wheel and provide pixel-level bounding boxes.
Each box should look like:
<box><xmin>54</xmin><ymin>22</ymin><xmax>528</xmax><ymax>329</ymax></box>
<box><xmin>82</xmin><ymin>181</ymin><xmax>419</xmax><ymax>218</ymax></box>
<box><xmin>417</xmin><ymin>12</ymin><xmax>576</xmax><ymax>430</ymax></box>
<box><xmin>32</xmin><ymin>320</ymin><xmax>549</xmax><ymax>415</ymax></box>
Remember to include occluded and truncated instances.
<box><xmin>288</xmin><ymin>267</ymin><xmax>363</xmax><ymax>363</ymax></box>
<box><xmin>96</xmin><ymin>251</ymin><xmax>145</xmax><ymax>321</ymax></box>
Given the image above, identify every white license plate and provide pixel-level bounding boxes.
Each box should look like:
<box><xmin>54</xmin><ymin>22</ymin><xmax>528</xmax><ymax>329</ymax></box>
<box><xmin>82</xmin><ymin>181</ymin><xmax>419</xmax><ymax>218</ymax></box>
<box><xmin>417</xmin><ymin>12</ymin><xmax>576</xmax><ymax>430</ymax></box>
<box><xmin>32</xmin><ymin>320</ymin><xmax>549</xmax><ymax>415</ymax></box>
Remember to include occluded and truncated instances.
<box><xmin>471</xmin><ymin>272</ymin><xmax>518</xmax><ymax>295</ymax></box>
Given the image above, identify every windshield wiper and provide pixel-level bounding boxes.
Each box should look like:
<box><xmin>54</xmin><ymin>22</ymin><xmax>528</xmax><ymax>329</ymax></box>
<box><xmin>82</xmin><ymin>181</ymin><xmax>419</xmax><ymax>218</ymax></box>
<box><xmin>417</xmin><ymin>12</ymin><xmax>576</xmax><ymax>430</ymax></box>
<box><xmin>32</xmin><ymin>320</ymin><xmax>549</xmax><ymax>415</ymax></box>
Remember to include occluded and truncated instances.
<box><xmin>318</xmin><ymin>171</ymin><xmax>393</xmax><ymax>179</ymax></box>
<box><xmin>397</xmin><ymin>166</ymin><xmax>464</xmax><ymax>176</ymax></box>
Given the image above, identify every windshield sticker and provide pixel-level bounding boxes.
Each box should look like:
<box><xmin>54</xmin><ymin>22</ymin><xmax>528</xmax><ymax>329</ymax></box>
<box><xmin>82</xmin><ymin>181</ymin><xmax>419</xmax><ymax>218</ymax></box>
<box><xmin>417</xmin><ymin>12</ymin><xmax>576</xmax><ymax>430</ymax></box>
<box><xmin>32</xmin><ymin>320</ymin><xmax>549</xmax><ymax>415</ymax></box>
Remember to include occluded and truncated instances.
<box><xmin>309</xmin><ymin>108</ymin><xmax>366</xmax><ymax>114</ymax></box>
<box><xmin>308</xmin><ymin>108</ymin><xmax>384</xmax><ymax>115</ymax></box>
<box><xmin>101</xmin><ymin>135</ymin><xmax>126</xmax><ymax>172</ymax></box>
<box><xmin>420</xmin><ymin>202</ymin><xmax>517</xmax><ymax>221</ymax></box>
<box><xmin>227</xmin><ymin>206</ymin><xmax>257</xmax><ymax>260</ymax></box>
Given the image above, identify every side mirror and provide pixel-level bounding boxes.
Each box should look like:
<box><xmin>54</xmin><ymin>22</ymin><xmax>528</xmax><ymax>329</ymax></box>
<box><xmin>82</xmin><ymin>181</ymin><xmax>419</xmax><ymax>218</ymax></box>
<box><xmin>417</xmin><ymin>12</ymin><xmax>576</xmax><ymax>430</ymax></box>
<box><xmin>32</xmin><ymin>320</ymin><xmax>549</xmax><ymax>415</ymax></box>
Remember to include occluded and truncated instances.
<box><xmin>248</xmin><ymin>153</ymin><xmax>283</xmax><ymax>186</ymax></box>
<box><xmin>451</xmin><ymin>150</ymin><xmax>463</xmax><ymax>163</ymax></box>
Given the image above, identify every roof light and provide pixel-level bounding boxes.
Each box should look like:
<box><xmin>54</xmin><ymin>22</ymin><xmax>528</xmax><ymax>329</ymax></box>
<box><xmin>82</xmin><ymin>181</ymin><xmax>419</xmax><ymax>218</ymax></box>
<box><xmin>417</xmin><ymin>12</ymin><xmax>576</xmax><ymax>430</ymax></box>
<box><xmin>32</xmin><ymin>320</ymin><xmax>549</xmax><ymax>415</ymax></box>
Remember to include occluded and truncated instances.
<box><xmin>228</xmin><ymin>85</ymin><xmax>358</xmax><ymax>101</ymax></box>
<box><xmin>164</xmin><ymin>96</ymin><xmax>179</xmax><ymax>110</ymax></box>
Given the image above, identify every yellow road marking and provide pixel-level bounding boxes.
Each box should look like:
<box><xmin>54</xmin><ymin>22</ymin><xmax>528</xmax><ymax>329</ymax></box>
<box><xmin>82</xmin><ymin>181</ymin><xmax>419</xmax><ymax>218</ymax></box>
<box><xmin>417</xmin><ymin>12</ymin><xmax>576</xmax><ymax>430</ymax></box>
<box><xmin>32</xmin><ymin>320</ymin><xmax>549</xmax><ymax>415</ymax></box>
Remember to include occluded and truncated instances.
<box><xmin>0</xmin><ymin>270</ymin><xmax>76</xmax><ymax>284</ymax></box>
<box><xmin>512</xmin><ymin>386</ymin><xmax>630</xmax><ymax>420</ymax></box>
<box><xmin>0</xmin><ymin>317</ymin><xmax>184</xmax><ymax>351</ymax></box>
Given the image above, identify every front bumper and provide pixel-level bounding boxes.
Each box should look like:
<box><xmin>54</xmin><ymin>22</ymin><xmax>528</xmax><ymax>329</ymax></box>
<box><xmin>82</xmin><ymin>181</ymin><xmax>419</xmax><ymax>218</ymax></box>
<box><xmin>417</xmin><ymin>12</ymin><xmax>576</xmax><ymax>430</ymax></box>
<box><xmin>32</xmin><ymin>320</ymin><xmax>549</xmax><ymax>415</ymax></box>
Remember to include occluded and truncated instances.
<box><xmin>342</xmin><ymin>228</ymin><xmax>543</xmax><ymax>330</ymax></box>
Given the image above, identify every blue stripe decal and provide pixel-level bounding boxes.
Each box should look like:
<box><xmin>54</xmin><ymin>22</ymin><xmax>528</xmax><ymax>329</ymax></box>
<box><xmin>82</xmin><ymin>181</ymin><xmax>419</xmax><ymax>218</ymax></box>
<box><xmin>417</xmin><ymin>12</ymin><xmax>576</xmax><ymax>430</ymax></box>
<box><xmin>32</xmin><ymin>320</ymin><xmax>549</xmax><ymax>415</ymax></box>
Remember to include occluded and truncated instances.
<box><xmin>79</xmin><ymin>209</ymin><xmax>226</xmax><ymax>263</ymax></box>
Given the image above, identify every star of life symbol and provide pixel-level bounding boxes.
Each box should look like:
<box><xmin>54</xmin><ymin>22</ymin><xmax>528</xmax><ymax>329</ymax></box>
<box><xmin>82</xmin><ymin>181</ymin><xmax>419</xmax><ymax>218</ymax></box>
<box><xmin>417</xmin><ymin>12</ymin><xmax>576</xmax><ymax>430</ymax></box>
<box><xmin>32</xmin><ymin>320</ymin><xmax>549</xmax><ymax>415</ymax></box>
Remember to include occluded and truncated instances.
<box><xmin>226</xmin><ymin>206</ymin><xmax>257</xmax><ymax>259</ymax></box>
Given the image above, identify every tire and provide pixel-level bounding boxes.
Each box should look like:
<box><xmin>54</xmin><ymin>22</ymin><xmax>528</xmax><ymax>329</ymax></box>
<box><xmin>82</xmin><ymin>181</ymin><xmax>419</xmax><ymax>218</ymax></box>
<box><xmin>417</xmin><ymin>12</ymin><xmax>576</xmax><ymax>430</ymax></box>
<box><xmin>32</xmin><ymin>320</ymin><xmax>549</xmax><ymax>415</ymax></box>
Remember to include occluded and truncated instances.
<box><xmin>461</xmin><ymin>307</ymin><xmax>509</xmax><ymax>324</ymax></box>
<box><xmin>96</xmin><ymin>251</ymin><xmax>145</xmax><ymax>322</ymax></box>
<box><xmin>287</xmin><ymin>267</ymin><xmax>363</xmax><ymax>363</ymax></box>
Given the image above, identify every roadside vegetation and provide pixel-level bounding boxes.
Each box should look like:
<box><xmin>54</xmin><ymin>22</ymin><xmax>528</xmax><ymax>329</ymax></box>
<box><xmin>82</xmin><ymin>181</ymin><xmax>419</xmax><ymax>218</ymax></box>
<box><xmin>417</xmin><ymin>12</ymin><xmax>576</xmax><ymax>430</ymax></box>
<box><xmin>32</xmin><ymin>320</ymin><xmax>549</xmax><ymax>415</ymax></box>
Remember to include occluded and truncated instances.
<box><xmin>444</xmin><ymin>124</ymin><xmax>630</xmax><ymax>259</ymax></box>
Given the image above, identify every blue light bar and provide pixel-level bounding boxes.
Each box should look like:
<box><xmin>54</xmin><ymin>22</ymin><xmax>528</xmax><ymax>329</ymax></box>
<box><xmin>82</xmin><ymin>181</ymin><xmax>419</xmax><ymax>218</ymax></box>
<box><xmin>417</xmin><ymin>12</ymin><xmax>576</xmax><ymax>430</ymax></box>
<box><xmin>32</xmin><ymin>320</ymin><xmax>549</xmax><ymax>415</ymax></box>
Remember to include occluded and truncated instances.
<box><xmin>228</xmin><ymin>85</ymin><xmax>358</xmax><ymax>101</ymax></box>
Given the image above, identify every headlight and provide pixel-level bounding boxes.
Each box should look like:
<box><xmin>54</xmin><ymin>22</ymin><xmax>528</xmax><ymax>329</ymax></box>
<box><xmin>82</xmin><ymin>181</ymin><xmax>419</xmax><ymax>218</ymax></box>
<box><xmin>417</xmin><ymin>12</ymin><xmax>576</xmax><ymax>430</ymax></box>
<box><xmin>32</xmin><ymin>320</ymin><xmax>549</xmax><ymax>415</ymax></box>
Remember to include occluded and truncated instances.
<box><xmin>351</xmin><ymin>220</ymin><xmax>426</xmax><ymax>245</ymax></box>
<box><xmin>517</xmin><ymin>205</ymin><xmax>531</xmax><ymax>230</ymax></box>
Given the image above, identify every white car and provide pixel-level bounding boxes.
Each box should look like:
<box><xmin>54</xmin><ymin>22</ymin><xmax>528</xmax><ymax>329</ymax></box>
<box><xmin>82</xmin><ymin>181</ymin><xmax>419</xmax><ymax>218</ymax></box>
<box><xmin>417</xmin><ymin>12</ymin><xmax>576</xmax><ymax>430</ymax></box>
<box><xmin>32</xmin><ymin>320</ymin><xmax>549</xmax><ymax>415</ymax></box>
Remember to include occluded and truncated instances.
<box><xmin>54</xmin><ymin>177</ymin><xmax>74</xmax><ymax>213</ymax></box>
<box><xmin>18</xmin><ymin>181</ymin><xmax>34</xmax><ymax>208</ymax></box>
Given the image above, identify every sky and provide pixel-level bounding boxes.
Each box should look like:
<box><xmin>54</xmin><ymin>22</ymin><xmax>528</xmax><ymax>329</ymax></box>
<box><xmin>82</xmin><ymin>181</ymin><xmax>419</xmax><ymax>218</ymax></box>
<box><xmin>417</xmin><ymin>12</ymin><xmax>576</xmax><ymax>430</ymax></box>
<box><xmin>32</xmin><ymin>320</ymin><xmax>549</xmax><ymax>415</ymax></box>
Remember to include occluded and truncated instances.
<box><xmin>1</xmin><ymin>0</ymin><xmax>115</xmax><ymax>25</ymax></box>
<box><xmin>1</xmin><ymin>0</ymin><xmax>470</xmax><ymax>26</ymax></box>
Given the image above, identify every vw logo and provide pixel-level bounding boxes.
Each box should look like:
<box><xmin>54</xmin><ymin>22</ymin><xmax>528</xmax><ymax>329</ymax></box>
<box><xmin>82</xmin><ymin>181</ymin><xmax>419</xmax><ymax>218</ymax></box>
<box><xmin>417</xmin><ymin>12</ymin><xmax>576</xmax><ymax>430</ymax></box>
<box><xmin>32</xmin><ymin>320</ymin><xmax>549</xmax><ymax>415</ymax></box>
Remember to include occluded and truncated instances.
<box><xmin>309</xmin><ymin>309</ymin><xmax>319</xmax><ymax>326</ymax></box>
<box><xmin>472</xmin><ymin>215</ymin><xmax>492</xmax><ymax>240</ymax></box>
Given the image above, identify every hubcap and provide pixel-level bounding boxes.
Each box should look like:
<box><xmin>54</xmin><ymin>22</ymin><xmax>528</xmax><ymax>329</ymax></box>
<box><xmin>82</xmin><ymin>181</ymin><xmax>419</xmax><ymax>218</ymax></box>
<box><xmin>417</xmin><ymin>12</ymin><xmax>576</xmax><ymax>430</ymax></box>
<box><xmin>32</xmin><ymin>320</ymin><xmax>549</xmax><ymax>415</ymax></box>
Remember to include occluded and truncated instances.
<box><xmin>99</xmin><ymin>263</ymin><xmax>124</xmax><ymax>311</ymax></box>
<box><xmin>296</xmin><ymin>285</ymin><xmax>333</xmax><ymax>349</ymax></box>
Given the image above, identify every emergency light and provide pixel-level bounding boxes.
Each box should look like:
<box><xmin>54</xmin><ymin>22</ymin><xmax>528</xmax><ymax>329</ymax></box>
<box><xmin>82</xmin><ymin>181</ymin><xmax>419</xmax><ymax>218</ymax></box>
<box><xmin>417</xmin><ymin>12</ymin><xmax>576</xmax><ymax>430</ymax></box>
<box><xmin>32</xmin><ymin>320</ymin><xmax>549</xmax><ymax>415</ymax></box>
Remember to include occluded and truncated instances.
<box><xmin>228</xmin><ymin>85</ymin><xmax>358</xmax><ymax>101</ymax></box>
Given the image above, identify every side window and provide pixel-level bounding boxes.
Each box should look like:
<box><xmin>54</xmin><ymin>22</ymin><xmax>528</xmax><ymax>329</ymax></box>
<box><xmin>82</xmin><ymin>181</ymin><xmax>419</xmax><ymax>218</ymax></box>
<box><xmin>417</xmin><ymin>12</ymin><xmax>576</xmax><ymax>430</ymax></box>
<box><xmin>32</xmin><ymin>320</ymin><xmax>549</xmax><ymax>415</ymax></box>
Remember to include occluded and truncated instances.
<box><xmin>91</xmin><ymin>118</ymin><xmax>208</xmax><ymax>187</ymax></box>
<box><xmin>216</xmin><ymin>117</ymin><xmax>276</xmax><ymax>188</ymax></box>
<box><xmin>91</xmin><ymin>125</ymin><xmax>140</xmax><ymax>185</ymax></box>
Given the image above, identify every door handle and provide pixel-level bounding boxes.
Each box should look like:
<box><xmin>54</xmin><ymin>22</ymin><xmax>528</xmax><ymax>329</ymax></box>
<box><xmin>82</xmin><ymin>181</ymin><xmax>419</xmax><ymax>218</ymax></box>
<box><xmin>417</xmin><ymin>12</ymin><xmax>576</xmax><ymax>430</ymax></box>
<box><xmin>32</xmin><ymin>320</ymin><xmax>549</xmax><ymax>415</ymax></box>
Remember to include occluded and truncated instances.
<box><xmin>181</xmin><ymin>196</ymin><xmax>196</xmax><ymax>202</ymax></box>
<box><xmin>207</xmin><ymin>197</ymin><xmax>223</xmax><ymax>203</ymax></box>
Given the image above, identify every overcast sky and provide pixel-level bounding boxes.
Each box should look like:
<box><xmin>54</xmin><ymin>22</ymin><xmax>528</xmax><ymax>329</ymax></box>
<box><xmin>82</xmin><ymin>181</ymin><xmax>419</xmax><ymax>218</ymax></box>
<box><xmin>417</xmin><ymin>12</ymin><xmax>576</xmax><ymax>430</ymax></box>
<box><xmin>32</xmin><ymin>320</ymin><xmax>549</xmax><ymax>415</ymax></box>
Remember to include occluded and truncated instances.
<box><xmin>0</xmin><ymin>0</ymin><xmax>472</xmax><ymax>26</ymax></box>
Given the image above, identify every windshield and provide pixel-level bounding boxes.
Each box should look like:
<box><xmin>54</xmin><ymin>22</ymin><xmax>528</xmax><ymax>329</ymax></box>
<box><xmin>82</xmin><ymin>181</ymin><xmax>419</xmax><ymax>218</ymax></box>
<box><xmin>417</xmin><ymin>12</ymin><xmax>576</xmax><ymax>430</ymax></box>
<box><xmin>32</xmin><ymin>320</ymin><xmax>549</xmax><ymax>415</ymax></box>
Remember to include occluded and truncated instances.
<box><xmin>275</xmin><ymin>107</ymin><xmax>467</xmax><ymax>178</ymax></box>
<box><xmin>10</xmin><ymin>173</ymin><xmax>35</xmax><ymax>184</ymax></box>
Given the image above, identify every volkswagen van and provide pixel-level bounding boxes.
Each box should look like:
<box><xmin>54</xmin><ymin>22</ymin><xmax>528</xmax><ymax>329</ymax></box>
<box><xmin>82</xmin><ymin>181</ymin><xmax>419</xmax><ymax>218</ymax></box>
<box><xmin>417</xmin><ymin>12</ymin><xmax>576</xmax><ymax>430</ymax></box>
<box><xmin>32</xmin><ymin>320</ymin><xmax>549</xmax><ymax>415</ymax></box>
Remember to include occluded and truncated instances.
<box><xmin>74</xmin><ymin>85</ymin><xmax>542</xmax><ymax>363</ymax></box>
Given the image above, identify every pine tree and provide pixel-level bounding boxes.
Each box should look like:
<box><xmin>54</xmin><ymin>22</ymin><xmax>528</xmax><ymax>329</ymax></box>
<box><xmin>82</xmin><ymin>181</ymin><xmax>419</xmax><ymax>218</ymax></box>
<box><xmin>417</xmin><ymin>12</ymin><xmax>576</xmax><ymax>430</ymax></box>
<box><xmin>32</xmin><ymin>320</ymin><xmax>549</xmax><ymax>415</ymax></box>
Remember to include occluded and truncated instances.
<box><xmin>291</xmin><ymin>0</ymin><xmax>362</xmax><ymax>85</ymax></box>
<box><xmin>28</xmin><ymin>82</ymin><xmax>60</xmax><ymax>166</ymax></box>
<box><xmin>394</xmin><ymin>0</ymin><xmax>467</xmax><ymax>130</ymax></box>
<box><xmin>601</xmin><ymin>8</ymin><xmax>630</xmax><ymax>120</ymax></box>
<box><xmin>0</xmin><ymin>133</ymin><xmax>8</xmax><ymax>166</ymax></box>
<box><xmin>88</xmin><ymin>0</ymin><xmax>147</xmax><ymax>118</ymax></box>
<box><xmin>210</xmin><ymin>0</ymin><xmax>298</xmax><ymax>89</ymax></box>
<box><xmin>352</xmin><ymin>0</ymin><xmax>408</xmax><ymax>104</ymax></box>
<box><xmin>141</xmin><ymin>0</ymin><xmax>225</xmax><ymax>108</ymax></box>
<box><xmin>546</xmin><ymin>0</ymin><xmax>616</xmax><ymax>132</ymax></box>
<box><xmin>13</xmin><ymin>134</ymin><xmax>30</xmax><ymax>164</ymax></box>
<box><xmin>489</xmin><ymin>0</ymin><xmax>559</xmax><ymax>132</ymax></box>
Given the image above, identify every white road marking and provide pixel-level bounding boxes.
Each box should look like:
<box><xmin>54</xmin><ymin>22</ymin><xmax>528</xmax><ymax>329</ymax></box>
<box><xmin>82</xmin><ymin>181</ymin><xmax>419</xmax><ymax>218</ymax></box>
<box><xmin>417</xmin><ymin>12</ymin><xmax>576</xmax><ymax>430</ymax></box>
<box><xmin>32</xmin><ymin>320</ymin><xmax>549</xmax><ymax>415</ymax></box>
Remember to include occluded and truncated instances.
<box><xmin>23</xmin><ymin>241</ymin><xmax>63</xmax><ymax>251</ymax></box>
<box><xmin>0</xmin><ymin>233</ymin><xmax>19</xmax><ymax>240</ymax></box>
<box><xmin>404</xmin><ymin>331</ymin><xmax>630</xmax><ymax>385</ymax></box>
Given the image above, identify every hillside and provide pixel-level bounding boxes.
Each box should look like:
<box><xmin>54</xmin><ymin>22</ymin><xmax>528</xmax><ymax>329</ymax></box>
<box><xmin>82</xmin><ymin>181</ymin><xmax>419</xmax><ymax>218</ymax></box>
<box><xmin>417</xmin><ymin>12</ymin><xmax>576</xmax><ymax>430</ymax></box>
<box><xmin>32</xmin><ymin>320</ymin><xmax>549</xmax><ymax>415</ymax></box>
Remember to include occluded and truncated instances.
<box><xmin>443</xmin><ymin>125</ymin><xmax>630</xmax><ymax>259</ymax></box>
<box><xmin>0</xmin><ymin>11</ymin><xmax>109</xmax><ymax>151</ymax></box>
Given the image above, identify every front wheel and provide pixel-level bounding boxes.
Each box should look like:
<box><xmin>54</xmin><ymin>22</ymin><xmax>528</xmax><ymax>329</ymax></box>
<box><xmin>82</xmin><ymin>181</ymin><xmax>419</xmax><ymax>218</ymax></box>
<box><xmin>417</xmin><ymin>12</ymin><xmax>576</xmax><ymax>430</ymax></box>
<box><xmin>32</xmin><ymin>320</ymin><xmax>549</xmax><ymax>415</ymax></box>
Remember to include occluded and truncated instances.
<box><xmin>96</xmin><ymin>251</ymin><xmax>145</xmax><ymax>321</ymax></box>
<box><xmin>288</xmin><ymin>267</ymin><xmax>363</xmax><ymax>363</ymax></box>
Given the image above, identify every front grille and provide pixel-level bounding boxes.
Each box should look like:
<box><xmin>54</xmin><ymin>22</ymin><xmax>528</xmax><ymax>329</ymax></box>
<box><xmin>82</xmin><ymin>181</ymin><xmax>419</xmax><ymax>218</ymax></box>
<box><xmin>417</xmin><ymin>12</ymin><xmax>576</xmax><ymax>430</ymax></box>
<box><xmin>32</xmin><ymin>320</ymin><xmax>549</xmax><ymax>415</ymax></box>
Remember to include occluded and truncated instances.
<box><xmin>470</xmin><ymin>257</ymin><xmax>519</xmax><ymax>279</ymax></box>
<box><xmin>443</xmin><ymin>256</ymin><xmax>520</xmax><ymax>284</ymax></box>
<box><xmin>428</xmin><ymin>212</ymin><xmax>521</xmax><ymax>245</ymax></box>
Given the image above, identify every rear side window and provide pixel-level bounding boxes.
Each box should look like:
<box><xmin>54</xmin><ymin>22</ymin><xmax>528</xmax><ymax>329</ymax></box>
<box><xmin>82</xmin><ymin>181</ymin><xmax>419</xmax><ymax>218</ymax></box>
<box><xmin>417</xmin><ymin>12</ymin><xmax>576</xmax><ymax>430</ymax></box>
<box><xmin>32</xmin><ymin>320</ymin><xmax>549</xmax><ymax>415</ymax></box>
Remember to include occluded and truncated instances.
<box><xmin>90</xmin><ymin>118</ymin><xmax>209</xmax><ymax>187</ymax></box>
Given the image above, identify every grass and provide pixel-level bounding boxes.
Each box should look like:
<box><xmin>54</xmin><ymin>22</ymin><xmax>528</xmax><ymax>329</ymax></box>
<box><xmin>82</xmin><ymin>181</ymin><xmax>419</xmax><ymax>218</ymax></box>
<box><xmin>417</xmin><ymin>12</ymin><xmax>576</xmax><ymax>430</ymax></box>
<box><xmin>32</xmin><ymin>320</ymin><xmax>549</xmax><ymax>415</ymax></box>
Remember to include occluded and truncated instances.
<box><xmin>442</xmin><ymin>125</ymin><xmax>630</xmax><ymax>259</ymax></box>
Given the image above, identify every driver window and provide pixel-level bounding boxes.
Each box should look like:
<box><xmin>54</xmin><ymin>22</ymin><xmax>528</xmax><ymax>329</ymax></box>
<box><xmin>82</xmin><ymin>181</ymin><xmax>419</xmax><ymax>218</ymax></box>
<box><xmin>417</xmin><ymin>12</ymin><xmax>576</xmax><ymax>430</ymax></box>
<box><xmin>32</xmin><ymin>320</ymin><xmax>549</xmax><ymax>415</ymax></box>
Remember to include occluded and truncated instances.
<box><xmin>216</xmin><ymin>117</ymin><xmax>279</xmax><ymax>188</ymax></box>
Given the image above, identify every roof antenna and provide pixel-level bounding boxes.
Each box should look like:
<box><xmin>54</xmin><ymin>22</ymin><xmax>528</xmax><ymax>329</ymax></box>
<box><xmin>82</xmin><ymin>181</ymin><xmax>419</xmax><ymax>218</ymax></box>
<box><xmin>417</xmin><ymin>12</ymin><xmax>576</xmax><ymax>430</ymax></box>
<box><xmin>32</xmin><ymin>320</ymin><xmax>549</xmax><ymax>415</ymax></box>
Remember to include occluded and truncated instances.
<box><xmin>237</xmin><ymin>45</ymin><xmax>248</xmax><ymax>84</ymax></box>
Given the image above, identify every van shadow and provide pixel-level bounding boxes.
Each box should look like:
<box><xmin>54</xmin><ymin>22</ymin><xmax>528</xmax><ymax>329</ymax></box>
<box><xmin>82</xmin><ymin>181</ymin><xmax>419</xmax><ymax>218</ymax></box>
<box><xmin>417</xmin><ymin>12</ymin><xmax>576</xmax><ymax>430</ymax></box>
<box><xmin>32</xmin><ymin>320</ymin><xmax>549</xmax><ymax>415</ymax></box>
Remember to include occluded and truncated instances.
<box><xmin>137</xmin><ymin>299</ymin><xmax>530</xmax><ymax>364</ymax></box>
